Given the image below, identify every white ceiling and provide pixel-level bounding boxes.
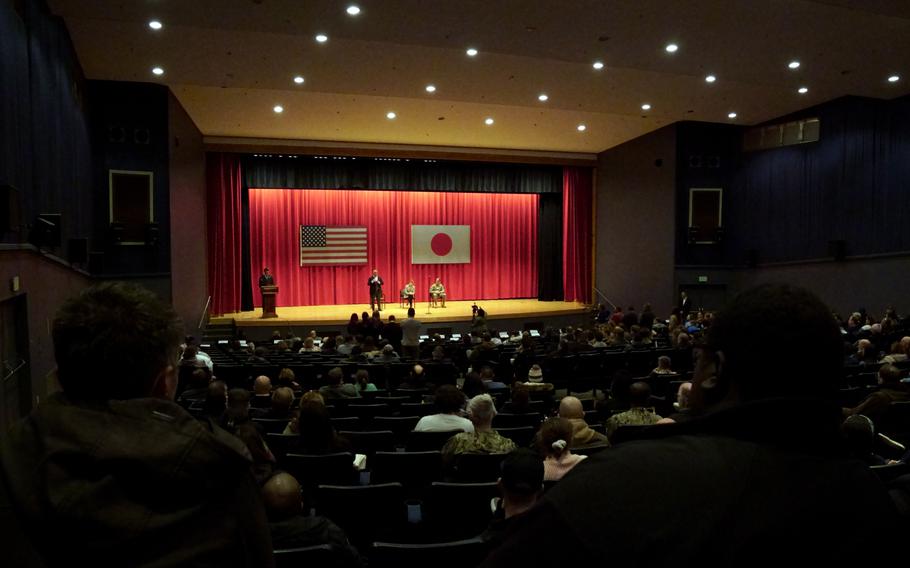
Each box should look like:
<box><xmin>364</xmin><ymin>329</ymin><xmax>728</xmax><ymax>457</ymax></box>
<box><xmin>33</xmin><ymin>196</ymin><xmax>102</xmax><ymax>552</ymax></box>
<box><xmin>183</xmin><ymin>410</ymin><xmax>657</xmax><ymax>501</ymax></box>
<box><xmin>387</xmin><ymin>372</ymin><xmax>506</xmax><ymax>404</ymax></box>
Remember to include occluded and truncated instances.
<box><xmin>49</xmin><ymin>0</ymin><xmax>910</xmax><ymax>154</ymax></box>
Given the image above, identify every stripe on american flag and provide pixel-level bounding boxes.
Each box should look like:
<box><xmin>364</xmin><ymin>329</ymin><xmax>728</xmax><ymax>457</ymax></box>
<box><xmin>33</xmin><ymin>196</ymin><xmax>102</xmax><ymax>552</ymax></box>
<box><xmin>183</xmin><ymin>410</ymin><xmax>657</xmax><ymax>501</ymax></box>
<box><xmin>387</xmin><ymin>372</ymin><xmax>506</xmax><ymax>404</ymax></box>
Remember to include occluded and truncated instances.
<box><xmin>300</xmin><ymin>226</ymin><xmax>368</xmax><ymax>265</ymax></box>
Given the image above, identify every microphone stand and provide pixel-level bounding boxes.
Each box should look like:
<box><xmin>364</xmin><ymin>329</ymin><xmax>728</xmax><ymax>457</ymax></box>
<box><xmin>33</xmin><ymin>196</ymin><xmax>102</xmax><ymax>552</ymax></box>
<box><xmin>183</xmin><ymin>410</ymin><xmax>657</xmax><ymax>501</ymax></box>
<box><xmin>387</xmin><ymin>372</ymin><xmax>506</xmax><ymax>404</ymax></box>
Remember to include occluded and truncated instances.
<box><xmin>425</xmin><ymin>278</ymin><xmax>432</xmax><ymax>316</ymax></box>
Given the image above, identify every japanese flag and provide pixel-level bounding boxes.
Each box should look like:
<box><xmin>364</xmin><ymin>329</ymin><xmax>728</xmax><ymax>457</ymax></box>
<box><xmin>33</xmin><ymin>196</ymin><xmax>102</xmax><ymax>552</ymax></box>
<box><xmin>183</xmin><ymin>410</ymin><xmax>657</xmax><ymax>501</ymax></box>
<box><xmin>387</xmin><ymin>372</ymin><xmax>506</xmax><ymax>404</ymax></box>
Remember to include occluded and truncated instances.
<box><xmin>411</xmin><ymin>225</ymin><xmax>471</xmax><ymax>264</ymax></box>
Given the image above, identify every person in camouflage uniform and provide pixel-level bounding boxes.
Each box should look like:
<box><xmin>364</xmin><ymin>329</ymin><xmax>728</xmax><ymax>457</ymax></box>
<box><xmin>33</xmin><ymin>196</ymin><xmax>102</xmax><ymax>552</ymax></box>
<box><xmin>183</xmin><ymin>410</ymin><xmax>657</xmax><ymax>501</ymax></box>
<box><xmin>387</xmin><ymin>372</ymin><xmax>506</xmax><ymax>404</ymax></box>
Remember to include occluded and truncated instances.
<box><xmin>442</xmin><ymin>394</ymin><xmax>516</xmax><ymax>466</ymax></box>
<box><xmin>606</xmin><ymin>381</ymin><xmax>663</xmax><ymax>440</ymax></box>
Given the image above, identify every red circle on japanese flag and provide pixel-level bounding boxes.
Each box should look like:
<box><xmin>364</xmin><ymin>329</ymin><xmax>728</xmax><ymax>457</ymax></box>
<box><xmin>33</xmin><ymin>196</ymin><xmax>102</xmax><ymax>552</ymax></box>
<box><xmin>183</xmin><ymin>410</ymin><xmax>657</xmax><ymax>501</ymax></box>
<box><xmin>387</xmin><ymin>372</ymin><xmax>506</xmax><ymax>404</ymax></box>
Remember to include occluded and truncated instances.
<box><xmin>431</xmin><ymin>233</ymin><xmax>453</xmax><ymax>256</ymax></box>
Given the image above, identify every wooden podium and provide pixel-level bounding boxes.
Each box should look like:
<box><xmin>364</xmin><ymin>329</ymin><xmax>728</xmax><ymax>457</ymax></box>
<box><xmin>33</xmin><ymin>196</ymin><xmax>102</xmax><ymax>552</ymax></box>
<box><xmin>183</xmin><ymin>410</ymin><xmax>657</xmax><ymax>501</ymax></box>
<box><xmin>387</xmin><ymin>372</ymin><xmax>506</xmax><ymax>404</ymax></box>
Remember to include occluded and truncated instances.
<box><xmin>260</xmin><ymin>285</ymin><xmax>278</xmax><ymax>318</ymax></box>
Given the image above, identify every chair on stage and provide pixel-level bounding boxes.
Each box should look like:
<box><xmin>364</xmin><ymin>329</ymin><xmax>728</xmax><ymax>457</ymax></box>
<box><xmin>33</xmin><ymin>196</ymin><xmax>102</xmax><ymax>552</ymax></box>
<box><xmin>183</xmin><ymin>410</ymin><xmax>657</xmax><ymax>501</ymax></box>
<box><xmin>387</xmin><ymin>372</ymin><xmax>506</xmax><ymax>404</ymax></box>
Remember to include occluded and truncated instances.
<box><xmin>399</xmin><ymin>288</ymin><xmax>413</xmax><ymax>308</ymax></box>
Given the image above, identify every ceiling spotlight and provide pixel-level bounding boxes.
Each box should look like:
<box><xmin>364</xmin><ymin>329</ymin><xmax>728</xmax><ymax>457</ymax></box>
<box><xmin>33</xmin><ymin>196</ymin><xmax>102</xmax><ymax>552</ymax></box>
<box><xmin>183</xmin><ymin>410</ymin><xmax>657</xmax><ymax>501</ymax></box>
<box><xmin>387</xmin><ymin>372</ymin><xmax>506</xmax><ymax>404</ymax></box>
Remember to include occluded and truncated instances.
<box><xmin>466</xmin><ymin>47</ymin><xmax>478</xmax><ymax>57</ymax></box>
<box><xmin>641</xmin><ymin>103</ymin><xmax>651</xmax><ymax>111</ymax></box>
<box><xmin>148</xmin><ymin>20</ymin><xmax>163</xmax><ymax>30</ymax></box>
<box><xmin>888</xmin><ymin>75</ymin><xmax>900</xmax><ymax>83</ymax></box>
<box><xmin>538</xmin><ymin>93</ymin><xmax>549</xmax><ymax>102</ymax></box>
<box><xmin>386</xmin><ymin>111</ymin><xmax>397</xmax><ymax>119</ymax></box>
<box><xmin>665</xmin><ymin>43</ymin><xmax>679</xmax><ymax>53</ymax></box>
<box><xmin>592</xmin><ymin>61</ymin><xmax>604</xmax><ymax>70</ymax></box>
<box><xmin>346</xmin><ymin>5</ymin><xmax>361</xmax><ymax>16</ymax></box>
<box><xmin>425</xmin><ymin>84</ymin><xmax>436</xmax><ymax>93</ymax></box>
<box><xmin>151</xmin><ymin>66</ymin><xmax>164</xmax><ymax>76</ymax></box>
<box><xmin>577</xmin><ymin>124</ymin><xmax>587</xmax><ymax>132</ymax></box>
<box><xmin>788</xmin><ymin>60</ymin><xmax>800</xmax><ymax>69</ymax></box>
<box><xmin>484</xmin><ymin>117</ymin><xmax>494</xmax><ymax>125</ymax></box>
<box><xmin>705</xmin><ymin>75</ymin><xmax>716</xmax><ymax>83</ymax></box>
<box><xmin>798</xmin><ymin>86</ymin><xmax>808</xmax><ymax>94</ymax></box>
<box><xmin>273</xmin><ymin>105</ymin><xmax>284</xmax><ymax>113</ymax></box>
<box><xmin>728</xmin><ymin>112</ymin><xmax>737</xmax><ymax>119</ymax></box>
<box><xmin>293</xmin><ymin>76</ymin><xmax>305</xmax><ymax>84</ymax></box>
<box><xmin>315</xmin><ymin>34</ymin><xmax>328</xmax><ymax>43</ymax></box>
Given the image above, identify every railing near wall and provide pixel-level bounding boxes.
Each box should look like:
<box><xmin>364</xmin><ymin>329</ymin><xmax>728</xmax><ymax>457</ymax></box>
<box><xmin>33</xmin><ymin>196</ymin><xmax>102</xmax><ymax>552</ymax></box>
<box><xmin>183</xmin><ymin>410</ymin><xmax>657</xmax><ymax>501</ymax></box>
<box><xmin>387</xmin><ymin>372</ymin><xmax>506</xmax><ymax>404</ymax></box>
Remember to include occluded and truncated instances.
<box><xmin>198</xmin><ymin>295</ymin><xmax>212</xmax><ymax>331</ymax></box>
<box><xmin>592</xmin><ymin>287</ymin><xmax>617</xmax><ymax>310</ymax></box>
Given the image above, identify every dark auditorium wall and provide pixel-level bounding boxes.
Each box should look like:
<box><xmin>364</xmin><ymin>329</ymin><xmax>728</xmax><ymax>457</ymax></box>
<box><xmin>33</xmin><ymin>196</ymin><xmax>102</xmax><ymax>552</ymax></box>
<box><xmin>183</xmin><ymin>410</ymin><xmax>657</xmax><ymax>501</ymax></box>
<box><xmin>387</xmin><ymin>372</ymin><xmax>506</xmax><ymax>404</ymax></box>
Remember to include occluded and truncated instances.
<box><xmin>168</xmin><ymin>92</ymin><xmax>208</xmax><ymax>334</ymax></box>
<box><xmin>0</xmin><ymin>0</ymin><xmax>93</xmax><ymax>251</ymax></box>
<box><xmin>87</xmin><ymin>80</ymin><xmax>172</xmax><ymax>285</ymax></box>
<box><xmin>674</xmin><ymin>95</ymin><xmax>910</xmax><ymax>317</ymax></box>
<box><xmin>595</xmin><ymin>125</ymin><xmax>676</xmax><ymax>317</ymax></box>
<box><xmin>0</xmin><ymin>249</ymin><xmax>91</xmax><ymax>412</ymax></box>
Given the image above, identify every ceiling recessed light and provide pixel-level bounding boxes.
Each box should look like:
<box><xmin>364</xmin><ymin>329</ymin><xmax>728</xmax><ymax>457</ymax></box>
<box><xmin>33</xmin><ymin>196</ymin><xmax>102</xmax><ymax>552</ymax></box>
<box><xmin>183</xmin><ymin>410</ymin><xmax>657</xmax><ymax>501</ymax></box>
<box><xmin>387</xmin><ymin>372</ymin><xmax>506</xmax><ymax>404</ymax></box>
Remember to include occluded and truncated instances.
<box><xmin>705</xmin><ymin>75</ymin><xmax>716</xmax><ymax>83</ymax></box>
<box><xmin>577</xmin><ymin>124</ymin><xmax>587</xmax><ymax>132</ymax></box>
<box><xmin>148</xmin><ymin>20</ymin><xmax>163</xmax><ymax>30</ymax></box>
<box><xmin>665</xmin><ymin>43</ymin><xmax>679</xmax><ymax>53</ymax></box>
<box><xmin>641</xmin><ymin>103</ymin><xmax>651</xmax><ymax>111</ymax></box>
<box><xmin>798</xmin><ymin>86</ymin><xmax>808</xmax><ymax>94</ymax></box>
<box><xmin>484</xmin><ymin>117</ymin><xmax>494</xmax><ymax>125</ymax></box>
<box><xmin>466</xmin><ymin>47</ymin><xmax>478</xmax><ymax>57</ymax></box>
<box><xmin>425</xmin><ymin>84</ymin><xmax>436</xmax><ymax>93</ymax></box>
<box><xmin>788</xmin><ymin>60</ymin><xmax>800</xmax><ymax>69</ymax></box>
<box><xmin>315</xmin><ymin>34</ymin><xmax>328</xmax><ymax>43</ymax></box>
<box><xmin>346</xmin><ymin>5</ymin><xmax>361</xmax><ymax>16</ymax></box>
<box><xmin>888</xmin><ymin>75</ymin><xmax>900</xmax><ymax>83</ymax></box>
<box><xmin>293</xmin><ymin>76</ymin><xmax>305</xmax><ymax>84</ymax></box>
<box><xmin>273</xmin><ymin>105</ymin><xmax>284</xmax><ymax>114</ymax></box>
<box><xmin>538</xmin><ymin>93</ymin><xmax>549</xmax><ymax>102</ymax></box>
<box><xmin>386</xmin><ymin>111</ymin><xmax>397</xmax><ymax>119</ymax></box>
<box><xmin>728</xmin><ymin>112</ymin><xmax>737</xmax><ymax>119</ymax></box>
<box><xmin>592</xmin><ymin>61</ymin><xmax>604</xmax><ymax>70</ymax></box>
<box><xmin>151</xmin><ymin>66</ymin><xmax>164</xmax><ymax>76</ymax></box>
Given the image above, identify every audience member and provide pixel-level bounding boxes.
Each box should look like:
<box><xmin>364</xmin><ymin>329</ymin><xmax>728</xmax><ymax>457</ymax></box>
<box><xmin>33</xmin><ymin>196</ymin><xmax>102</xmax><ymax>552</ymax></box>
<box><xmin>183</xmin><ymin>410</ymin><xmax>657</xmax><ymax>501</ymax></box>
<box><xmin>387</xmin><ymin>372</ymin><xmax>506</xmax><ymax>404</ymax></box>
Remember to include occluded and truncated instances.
<box><xmin>264</xmin><ymin>387</ymin><xmax>295</xmax><ymax>420</ymax></box>
<box><xmin>0</xmin><ymin>282</ymin><xmax>273</xmax><ymax>566</ymax></box>
<box><xmin>414</xmin><ymin>385</ymin><xmax>474</xmax><ymax>433</ymax></box>
<box><xmin>605</xmin><ymin>382</ymin><xmax>663</xmax><ymax>440</ymax></box>
<box><xmin>261</xmin><ymin>473</ymin><xmax>362</xmax><ymax>567</ymax></box>
<box><xmin>482</xmin><ymin>449</ymin><xmax>544</xmax><ymax>548</ymax></box>
<box><xmin>482</xmin><ymin>283</ymin><xmax>902</xmax><ymax>566</ymax></box>
<box><xmin>251</xmin><ymin>375</ymin><xmax>272</xmax><ymax>408</ymax></box>
<box><xmin>442</xmin><ymin>394</ymin><xmax>516</xmax><ymax>466</ymax></box>
<box><xmin>401</xmin><ymin>308</ymin><xmax>421</xmax><ymax>359</ymax></box>
<box><xmin>558</xmin><ymin>396</ymin><xmax>608</xmax><ymax>447</ymax></box>
<box><xmin>462</xmin><ymin>371</ymin><xmax>488</xmax><ymax>398</ymax></box>
<box><xmin>294</xmin><ymin>401</ymin><xmax>352</xmax><ymax>454</ymax></box>
<box><xmin>843</xmin><ymin>363</ymin><xmax>910</xmax><ymax>422</ymax></box>
<box><xmin>501</xmin><ymin>382</ymin><xmax>533</xmax><ymax>414</ymax></box>
<box><xmin>536</xmin><ymin>417</ymin><xmax>587</xmax><ymax>481</ymax></box>
<box><xmin>651</xmin><ymin>356</ymin><xmax>674</xmax><ymax>375</ymax></box>
<box><xmin>319</xmin><ymin>367</ymin><xmax>361</xmax><ymax>399</ymax></box>
<box><xmin>355</xmin><ymin>369</ymin><xmax>377</xmax><ymax>393</ymax></box>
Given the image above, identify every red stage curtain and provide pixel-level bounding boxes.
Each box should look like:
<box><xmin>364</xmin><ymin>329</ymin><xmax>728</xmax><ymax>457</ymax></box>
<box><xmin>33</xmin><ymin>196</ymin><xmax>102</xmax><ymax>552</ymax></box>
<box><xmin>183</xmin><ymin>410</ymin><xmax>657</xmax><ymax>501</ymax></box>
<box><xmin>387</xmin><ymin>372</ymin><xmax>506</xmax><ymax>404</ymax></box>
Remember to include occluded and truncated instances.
<box><xmin>562</xmin><ymin>168</ymin><xmax>593</xmax><ymax>303</ymax></box>
<box><xmin>248</xmin><ymin>189</ymin><xmax>538</xmax><ymax>307</ymax></box>
<box><xmin>207</xmin><ymin>154</ymin><xmax>245</xmax><ymax>314</ymax></box>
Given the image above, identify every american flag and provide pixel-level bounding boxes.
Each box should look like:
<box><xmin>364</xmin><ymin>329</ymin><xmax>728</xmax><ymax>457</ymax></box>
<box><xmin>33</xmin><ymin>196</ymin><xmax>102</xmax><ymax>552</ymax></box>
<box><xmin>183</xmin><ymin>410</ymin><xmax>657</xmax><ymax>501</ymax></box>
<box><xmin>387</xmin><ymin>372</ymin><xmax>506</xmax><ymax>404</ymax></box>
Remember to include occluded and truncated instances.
<box><xmin>299</xmin><ymin>226</ymin><xmax>368</xmax><ymax>265</ymax></box>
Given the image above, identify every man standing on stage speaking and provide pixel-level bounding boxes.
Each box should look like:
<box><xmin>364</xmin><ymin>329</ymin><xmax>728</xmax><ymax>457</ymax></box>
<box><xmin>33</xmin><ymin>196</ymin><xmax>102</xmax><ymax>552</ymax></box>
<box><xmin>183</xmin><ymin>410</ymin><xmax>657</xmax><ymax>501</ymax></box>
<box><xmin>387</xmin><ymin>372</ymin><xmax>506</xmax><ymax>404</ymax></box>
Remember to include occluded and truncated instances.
<box><xmin>368</xmin><ymin>268</ymin><xmax>384</xmax><ymax>311</ymax></box>
<box><xmin>259</xmin><ymin>267</ymin><xmax>274</xmax><ymax>288</ymax></box>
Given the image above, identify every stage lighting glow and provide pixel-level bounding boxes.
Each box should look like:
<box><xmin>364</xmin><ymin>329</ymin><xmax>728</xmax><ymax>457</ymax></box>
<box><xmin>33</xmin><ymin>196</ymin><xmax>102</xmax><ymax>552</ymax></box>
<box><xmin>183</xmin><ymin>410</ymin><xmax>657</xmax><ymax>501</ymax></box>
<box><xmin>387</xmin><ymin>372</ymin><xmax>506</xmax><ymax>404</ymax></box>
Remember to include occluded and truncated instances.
<box><xmin>426</xmin><ymin>85</ymin><xmax>437</xmax><ymax>93</ymax></box>
<box><xmin>151</xmin><ymin>66</ymin><xmax>164</xmax><ymax>76</ymax></box>
<box><xmin>466</xmin><ymin>48</ymin><xmax>478</xmax><ymax>57</ymax></box>
<box><xmin>484</xmin><ymin>117</ymin><xmax>494</xmax><ymax>125</ymax></box>
<box><xmin>641</xmin><ymin>103</ymin><xmax>651</xmax><ymax>111</ymax></box>
<box><xmin>273</xmin><ymin>105</ymin><xmax>284</xmax><ymax>113</ymax></box>
<box><xmin>592</xmin><ymin>61</ymin><xmax>604</xmax><ymax>70</ymax></box>
<box><xmin>888</xmin><ymin>75</ymin><xmax>900</xmax><ymax>83</ymax></box>
<box><xmin>705</xmin><ymin>75</ymin><xmax>716</xmax><ymax>83</ymax></box>
<box><xmin>728</xmin><ymin>111</ymin><xmax>737</xmax><ymax>119</ymax></box>
<box><xmin>538</xmin><ymin>94</ymin><xmax>548</xmax><ymax>102</ymax></box>
<box><xmin>798</xmin><ymin>86</ymin><xmax>808</xmax><ymax>94</ymax></box>
<box><xmin>788</xmin><ymin>60</ymin><xmax>800</xmax><ymax>69</ymax></box>
<box><xmin>577</xmin><ymin>124</ymin><xmax>587</xmax><ymax>131</ymax></box>
<box><xmin>148</xmin><ymin>20</ymin><xmax>163</xmax><ymax>30</ymax></box>
<box><xmin>665</xmin><ymin>43</ymin><xmax>679</xmax><ymax>53</ymax></box>
<box><xmin>346</xmin><ymin>5</ymin><xmax>361</xmax><ymax>16</ymax></box>
<box><xmin>294</xmin><ymin>76</ymin><xmax>305</xmax><ymax>84</ymax></box>
<box><xmin>386</xmin><ymin>111</ymin><xmax>397</xmax><ymax>119</ymax></box>
<box><xmin>315</xmin><ymin>34</ymin><xmax>328</xmax><ymax>43</ymax></box>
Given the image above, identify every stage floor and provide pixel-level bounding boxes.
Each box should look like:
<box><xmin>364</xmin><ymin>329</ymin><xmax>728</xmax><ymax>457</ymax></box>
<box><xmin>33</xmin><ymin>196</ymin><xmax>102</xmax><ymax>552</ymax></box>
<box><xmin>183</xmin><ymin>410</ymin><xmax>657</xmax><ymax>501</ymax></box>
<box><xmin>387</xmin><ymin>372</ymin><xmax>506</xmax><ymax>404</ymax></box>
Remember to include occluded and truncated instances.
<box><xmin>213</xmin><ymin>299</ymin><xmax>589</xmax><ymax>329</ymax></box>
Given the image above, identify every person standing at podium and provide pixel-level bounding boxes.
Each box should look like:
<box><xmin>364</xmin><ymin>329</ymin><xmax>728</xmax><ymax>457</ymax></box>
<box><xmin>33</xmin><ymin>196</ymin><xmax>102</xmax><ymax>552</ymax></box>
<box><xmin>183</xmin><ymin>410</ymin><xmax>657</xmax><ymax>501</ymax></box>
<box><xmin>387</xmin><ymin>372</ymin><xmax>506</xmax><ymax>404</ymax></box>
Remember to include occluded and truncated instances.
<box><xmin>259</xmin><ymin>267</ymin><xmax>277</xmax><ymax>318</ymax></box>
<box><xmin>368</xmin><ymin>269</ymin><xmax>384</xmax><ymax>311</ymax></box>
<box><xmin>259</xmin><ymin>267</ymin><xmax>274</xmax><ymax>288</ymax></box>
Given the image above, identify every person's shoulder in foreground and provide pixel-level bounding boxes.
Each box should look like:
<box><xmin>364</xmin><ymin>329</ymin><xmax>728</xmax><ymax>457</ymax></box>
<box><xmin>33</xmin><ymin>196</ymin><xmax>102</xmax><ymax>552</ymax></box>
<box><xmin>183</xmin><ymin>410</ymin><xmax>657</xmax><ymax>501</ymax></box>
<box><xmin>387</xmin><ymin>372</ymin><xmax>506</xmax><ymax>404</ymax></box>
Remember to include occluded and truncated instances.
<box><xmin>0</xmin><ymin>282</ymin><xmax>273</xmax><ymax>567</ymax></box>
<box><xmin>481</xmin><ymin>283</ymin><xmax>901</xmax><ymax>567</ymax></box>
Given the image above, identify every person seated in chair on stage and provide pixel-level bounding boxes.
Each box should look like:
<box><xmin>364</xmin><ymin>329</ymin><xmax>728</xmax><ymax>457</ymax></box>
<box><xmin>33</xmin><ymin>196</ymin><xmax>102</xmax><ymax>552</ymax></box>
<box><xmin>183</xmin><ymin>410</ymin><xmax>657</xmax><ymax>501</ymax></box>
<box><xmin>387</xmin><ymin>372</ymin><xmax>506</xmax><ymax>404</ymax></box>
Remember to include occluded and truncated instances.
<box><xmin>403</xmin><ymin>279</ymin><xmax>416</xmax><ymax>308</ymax></box>
<box><xmin>430</xmin><ymin>277</ymin><xmax>447</xmax><ymax>307</ymax></box>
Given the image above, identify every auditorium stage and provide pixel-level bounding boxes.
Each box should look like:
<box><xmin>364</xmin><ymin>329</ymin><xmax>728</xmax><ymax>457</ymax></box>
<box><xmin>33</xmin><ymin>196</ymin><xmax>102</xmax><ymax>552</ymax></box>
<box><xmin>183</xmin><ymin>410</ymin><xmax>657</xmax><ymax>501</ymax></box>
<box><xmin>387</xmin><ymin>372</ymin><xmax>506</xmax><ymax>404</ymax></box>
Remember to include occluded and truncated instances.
<box><xmin>212</xmin><ymin>299</ymin><xmax>590</xmax><ymax>335</ymax></box>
